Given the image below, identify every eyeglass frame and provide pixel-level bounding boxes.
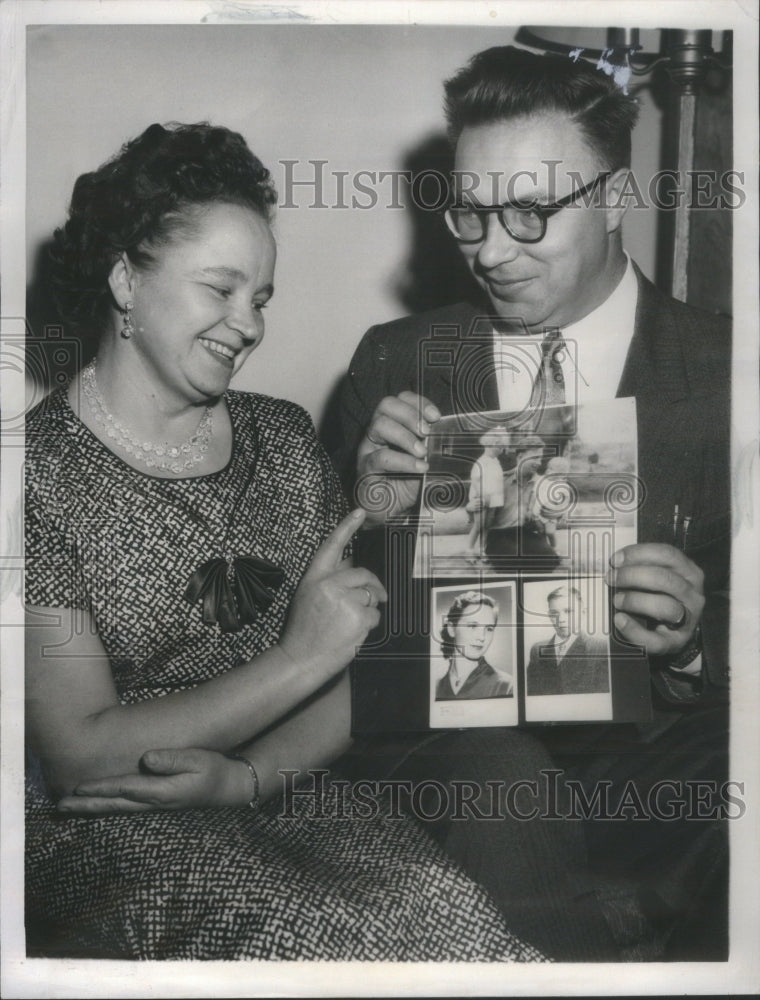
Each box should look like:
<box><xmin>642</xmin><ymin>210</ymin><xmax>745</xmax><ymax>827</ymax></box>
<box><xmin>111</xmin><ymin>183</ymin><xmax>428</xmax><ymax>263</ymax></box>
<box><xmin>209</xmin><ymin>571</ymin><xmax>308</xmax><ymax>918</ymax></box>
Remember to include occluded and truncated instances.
<box><xmin>444</xmin><ymin>171</ymin><xmax>612</xmax><ymax>245</ymax></box>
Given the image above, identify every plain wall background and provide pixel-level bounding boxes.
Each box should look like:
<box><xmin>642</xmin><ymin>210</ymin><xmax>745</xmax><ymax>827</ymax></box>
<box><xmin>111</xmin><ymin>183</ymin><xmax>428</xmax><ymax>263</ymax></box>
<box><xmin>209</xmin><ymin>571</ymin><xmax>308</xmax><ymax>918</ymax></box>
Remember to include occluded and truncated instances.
<box><xmin>26</xmin><ymin>24</ymin><xmax>663</xmax><ymax>432</ymax></box>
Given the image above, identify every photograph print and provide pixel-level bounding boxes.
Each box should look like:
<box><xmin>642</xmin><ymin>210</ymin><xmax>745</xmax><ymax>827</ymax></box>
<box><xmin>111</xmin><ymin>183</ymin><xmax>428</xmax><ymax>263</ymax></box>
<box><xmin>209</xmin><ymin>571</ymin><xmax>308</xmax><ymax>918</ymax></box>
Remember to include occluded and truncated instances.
<box><xmin>521</xmin><ymin>576</ymin><xmax>613</xmax><ymax>723</ymax></box>
<box><xmin>430</xmin><ymin>580</ymin><xmax>518</xmax><ymax>728</ymax></box>
<box><xmin>413</xmin><ymin>396</ymin><xmax>638</xmax><ymax>578</ymax></box>
<box><xmin>2</xmin><ymin>2</ymin><xmax>755</xmax><ymax>992</ymax></box>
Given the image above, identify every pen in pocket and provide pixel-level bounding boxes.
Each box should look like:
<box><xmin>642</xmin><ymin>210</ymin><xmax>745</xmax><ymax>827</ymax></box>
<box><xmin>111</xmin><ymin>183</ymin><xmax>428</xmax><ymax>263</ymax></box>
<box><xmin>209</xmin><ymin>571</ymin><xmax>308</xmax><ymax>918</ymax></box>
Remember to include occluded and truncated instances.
<box><xmin>671</xmin><ymin>505</ymin><xmax>691</xmax><ymax>550</ymax></box>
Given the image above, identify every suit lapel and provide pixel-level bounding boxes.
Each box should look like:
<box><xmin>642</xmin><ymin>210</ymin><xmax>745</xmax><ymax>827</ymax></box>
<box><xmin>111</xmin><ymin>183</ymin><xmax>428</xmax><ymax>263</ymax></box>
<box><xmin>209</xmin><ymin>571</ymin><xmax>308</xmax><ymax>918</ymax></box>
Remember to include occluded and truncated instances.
<box><xmin>617</xmin><ymin>268</ymin><xmax>694</xmax><ymax>545</ymax></box>
<box><xmin>557</xmin><ymin>634</ymin><xmax>582</xmax><ymax>664</ymax></box>
<box><xmin>617</xmin><ymin>265</ymin><xmax>690</xmax><ymax>404</ymax></box>
<box><xmin>433</xmin><ymin>303</ymin><xmax>502</xmax><ymax>415</ymax></box>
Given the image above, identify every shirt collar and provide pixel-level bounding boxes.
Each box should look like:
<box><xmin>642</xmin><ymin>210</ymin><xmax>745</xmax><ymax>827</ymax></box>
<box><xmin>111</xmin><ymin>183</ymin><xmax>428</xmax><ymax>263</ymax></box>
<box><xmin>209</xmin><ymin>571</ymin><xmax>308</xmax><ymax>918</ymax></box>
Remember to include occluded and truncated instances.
<box><xmin>562</xmin><ymin>253</ymin><xmax>638</xmax><ymax>341</ymax></box>
<box><xmin>449</xmin><ymin>656</ymin><xmax>487</xmax><ymax>693</ymax></box>
<box><xmin>559</xmin><ymin>254</ymin><xmax>639</xmax><ymax>404</ymax></box>
<box><xmin>553</xmin><ymin>633</ymin><xmax>575</xmax><ymax>657</ymax></box>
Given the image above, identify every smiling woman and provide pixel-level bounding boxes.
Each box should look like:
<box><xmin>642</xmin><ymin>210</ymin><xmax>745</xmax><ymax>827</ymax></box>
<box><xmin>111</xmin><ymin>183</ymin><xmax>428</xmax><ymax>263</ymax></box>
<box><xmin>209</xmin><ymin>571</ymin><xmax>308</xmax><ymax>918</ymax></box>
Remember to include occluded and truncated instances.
<box><xmin>24</xmin><ymin>123</ymin><xmax>541</xmax><ymax>961</ymax></box>
<box><xmin>108</xmin><ymin>202</ymin><xmax>276</xmax><ymax>404</ymax></box>
<box><xmin>74</xmin><ymin>203</ymin><xmax>275</xmax><ymax>475</ymax></box>
<box><xmin>436</xmin><ymin>590</ymin><xmax>513</xmax><ymax>700</ymax></box>
<box><xmin>51</xmin><ymin>124</ymin><xmax>278</xmax><ymax>473</ymax></box>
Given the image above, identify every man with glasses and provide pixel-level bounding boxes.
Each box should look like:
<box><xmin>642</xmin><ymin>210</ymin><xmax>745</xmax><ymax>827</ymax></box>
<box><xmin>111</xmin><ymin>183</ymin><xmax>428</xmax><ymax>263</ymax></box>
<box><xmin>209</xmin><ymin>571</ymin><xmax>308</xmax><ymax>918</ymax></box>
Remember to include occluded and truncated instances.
<box><xmin>336</xmin><ymin>45</ymin><xmax>730</xmax><ymax>959</ymax></box>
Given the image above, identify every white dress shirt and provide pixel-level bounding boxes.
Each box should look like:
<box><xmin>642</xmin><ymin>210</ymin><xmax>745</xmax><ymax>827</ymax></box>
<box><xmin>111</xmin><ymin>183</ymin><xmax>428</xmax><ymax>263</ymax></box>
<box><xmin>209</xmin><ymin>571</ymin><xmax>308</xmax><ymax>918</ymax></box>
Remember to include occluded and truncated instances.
<box><xmin>493</xmin><ymin>254</ymin><xmax>638</xmax><ymax>412</ymax></box>
<box><xmin>552</xmin><ymin>632</ymin><xmax>575</xmax><ymax>663</ymax></box>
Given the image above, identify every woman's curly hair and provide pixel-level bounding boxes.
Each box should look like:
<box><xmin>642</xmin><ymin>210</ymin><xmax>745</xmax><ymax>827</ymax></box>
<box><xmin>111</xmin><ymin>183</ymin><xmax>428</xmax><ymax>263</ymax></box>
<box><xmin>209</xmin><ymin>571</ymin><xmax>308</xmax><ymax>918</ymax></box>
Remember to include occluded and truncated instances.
<box><xmin>49</xmin><ymin>122</ymin><xmax>278</xmax><ymax>334</ymax></box>
<box><xmin>440</xmin><ymin>590</ymin><xmax>499</xmax><ymax>660</ymax></box>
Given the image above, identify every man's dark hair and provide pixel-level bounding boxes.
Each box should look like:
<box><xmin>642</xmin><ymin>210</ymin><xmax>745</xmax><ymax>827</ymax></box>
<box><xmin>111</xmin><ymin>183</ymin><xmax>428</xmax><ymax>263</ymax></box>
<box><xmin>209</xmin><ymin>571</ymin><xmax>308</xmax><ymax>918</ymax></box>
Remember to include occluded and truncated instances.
<box><xmin>444</xmin><ymin>45</ymin><xmax>640</xmax><ymax>171</ymax></box>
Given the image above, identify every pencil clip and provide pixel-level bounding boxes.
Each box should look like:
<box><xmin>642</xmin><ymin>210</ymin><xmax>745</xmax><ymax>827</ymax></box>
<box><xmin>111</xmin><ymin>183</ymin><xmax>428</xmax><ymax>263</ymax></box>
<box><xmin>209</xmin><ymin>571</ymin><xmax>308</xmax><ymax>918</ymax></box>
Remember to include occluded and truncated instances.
<box><xmin>681</xmin><ymin>516</ymin><xmax>691</xmax><ymax>551</ymax></box>
<box><xmin>671</xmin><ymin>505</ymin><xmax>692</xmax><ymax>550</ymax></box>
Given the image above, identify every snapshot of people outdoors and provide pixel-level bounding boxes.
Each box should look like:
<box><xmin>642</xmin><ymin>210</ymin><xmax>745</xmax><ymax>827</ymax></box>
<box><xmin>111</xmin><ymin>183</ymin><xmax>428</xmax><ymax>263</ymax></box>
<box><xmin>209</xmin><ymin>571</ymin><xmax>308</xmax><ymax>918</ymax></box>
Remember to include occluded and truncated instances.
<box><xmin>414</xmin><ymin>397</ymin><xmax>637</xmax><ymax>577</ymax></box>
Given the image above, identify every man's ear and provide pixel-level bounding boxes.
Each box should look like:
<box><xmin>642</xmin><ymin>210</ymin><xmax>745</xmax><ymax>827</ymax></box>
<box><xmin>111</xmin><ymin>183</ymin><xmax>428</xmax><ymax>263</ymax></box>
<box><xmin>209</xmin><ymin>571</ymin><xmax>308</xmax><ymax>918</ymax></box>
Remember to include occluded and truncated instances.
<box><xmin>107</xmin><ymin>253</ymin><xmax>138</xmax><ymax>310</ymax></box>
<box><xmin>603</xmin><ymin>168</ymin><xmax>632</xmax><ymax>234</ymax></box>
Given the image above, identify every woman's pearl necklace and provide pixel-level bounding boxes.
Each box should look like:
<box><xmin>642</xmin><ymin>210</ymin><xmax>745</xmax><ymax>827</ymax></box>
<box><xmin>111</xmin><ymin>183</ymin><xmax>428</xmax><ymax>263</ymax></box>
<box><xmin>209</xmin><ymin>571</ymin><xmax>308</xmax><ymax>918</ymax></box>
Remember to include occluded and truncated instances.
<box><xmin>80</xmin><ymin>359</ymin><xmax>214</xmax><ymax>475</ymax></box>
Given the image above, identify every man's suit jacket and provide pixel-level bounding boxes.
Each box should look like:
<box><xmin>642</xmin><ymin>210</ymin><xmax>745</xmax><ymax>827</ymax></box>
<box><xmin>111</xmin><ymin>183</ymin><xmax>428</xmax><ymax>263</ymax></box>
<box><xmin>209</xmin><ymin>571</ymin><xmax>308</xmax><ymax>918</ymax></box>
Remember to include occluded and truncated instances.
<box><xmin>336</xmin><ymin>266</ymin><xmax>731</xmax><ymax>700</ymax></box>
<box><xmin>526</xmin><ymin>633</ymin><xmax>611</xmax><ymax>696</ymax></box>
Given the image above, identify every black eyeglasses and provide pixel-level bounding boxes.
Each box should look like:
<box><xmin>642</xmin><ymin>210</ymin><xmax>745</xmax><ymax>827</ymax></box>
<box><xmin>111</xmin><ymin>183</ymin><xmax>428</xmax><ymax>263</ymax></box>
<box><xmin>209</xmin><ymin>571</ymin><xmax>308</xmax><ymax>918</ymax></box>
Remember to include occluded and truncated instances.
<box><xmin>444</xmin><ymin>172</ymin><xmax>611</xmax><ymax>245</ymax></box>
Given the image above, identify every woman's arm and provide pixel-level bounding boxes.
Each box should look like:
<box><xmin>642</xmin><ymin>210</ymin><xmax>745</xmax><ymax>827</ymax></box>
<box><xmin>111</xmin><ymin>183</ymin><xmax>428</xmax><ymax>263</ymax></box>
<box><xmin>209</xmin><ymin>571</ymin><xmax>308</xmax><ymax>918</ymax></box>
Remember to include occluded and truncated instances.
<box><xmin>233</xmin><ymin>668</ymin><xmax>352</xmax><ymax>801</ymax></box>
<box><xmin>27</xmin><ymin>511</ymin><xmax>380</xmax><ymax>798</ymax></box>
<box><xmin>55</xmin><ymin>671</ymin><xmax>353</xmax><ymax>813</ymax></box>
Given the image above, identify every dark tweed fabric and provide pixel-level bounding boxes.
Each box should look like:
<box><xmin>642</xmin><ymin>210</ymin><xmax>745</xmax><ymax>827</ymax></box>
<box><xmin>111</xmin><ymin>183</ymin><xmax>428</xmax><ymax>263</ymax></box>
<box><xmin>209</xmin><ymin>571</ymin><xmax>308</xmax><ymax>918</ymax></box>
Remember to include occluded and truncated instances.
<box><xmin>24</xmin><ymin>388</ymin><xmax>543</xmax><ymax>962</ymax></box>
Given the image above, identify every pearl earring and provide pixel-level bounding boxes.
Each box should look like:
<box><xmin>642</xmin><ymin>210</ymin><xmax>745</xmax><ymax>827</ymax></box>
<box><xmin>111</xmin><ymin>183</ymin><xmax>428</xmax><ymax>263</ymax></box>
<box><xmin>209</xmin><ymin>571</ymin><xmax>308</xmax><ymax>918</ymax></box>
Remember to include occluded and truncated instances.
<box><xmin>121</xmin><ymin>301</ymin><xmax>134</xmax><ymax>340</ymax></box>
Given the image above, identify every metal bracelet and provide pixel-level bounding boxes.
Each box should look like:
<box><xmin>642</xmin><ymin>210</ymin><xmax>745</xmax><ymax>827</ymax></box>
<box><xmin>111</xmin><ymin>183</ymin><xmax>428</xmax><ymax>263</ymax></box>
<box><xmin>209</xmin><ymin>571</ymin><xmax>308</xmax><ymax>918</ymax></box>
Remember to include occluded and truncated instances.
<box><xmin>229</xmin><ymin>753</ymin><xmax>261</xmax><ymax>812</ymax></box>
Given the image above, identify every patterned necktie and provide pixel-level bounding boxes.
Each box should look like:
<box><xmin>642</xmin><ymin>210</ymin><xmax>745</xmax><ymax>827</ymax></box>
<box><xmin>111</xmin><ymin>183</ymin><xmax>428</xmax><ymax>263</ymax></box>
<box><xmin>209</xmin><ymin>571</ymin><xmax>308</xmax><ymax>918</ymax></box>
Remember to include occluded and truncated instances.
<box><xmin>525</xmin><ymin>329</ymin><xmax>566</xmax><ymax>437</ymax></box>
<box><xmin>531</xmin><ymin>328</ymin><xmax>566</xmax><ymax>408</ymax></box>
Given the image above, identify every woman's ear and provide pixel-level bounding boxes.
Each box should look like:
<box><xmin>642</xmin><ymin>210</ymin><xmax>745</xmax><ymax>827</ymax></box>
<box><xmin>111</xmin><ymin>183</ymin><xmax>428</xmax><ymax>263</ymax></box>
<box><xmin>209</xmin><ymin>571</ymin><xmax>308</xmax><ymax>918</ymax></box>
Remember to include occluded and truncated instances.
<box><xmin>107</xmin><ymin>253</ymin><xmax>137</xmax><ymax>310</ymax></box>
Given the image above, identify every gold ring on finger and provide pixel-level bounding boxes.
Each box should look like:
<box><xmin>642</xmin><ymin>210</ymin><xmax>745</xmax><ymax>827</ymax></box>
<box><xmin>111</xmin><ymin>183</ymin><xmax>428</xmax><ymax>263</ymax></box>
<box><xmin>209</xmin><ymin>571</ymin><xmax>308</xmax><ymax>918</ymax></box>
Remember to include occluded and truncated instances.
<box><xmin>664</xmin><ymin>602</ymin><xmax>688</xmax><ymax>631</ymax></box>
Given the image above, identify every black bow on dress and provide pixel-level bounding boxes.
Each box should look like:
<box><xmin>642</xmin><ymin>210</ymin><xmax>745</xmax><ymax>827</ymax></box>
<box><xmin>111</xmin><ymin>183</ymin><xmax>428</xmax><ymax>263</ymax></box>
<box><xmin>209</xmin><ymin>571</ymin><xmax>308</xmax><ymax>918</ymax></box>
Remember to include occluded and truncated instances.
<box><xmin>184</xmin><ymin>555</ymin><xmax>285</xmax><ymax>633</ymax></box>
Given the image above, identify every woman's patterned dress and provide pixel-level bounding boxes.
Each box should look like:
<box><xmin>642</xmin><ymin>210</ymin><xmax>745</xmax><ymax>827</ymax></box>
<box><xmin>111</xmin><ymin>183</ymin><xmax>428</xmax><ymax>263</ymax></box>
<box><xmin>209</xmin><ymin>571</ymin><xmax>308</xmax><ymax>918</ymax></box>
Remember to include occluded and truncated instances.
<box><xmin>24</xmin><ymin>388</ymin><xmax>542</xmax><ymax>961</ymax></box>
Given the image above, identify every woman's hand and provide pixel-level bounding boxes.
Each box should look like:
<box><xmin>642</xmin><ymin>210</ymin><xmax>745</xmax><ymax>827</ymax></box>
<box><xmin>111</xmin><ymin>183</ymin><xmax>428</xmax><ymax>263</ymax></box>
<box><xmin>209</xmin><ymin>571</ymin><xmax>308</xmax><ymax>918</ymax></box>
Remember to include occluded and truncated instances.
<box><xmin>607</xmin><ymin>543</ymin><xmax>705</xmax><ymax>657</ymax></box>
<box><xmin>278</xmin><ymin>509</ymin><xmax>387</xmax><ymax>675</ymax></box>
<box><xmin>56</xmin><ymin>748</ymin><xmax>251</xmax><ymax>815</ymax></box>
